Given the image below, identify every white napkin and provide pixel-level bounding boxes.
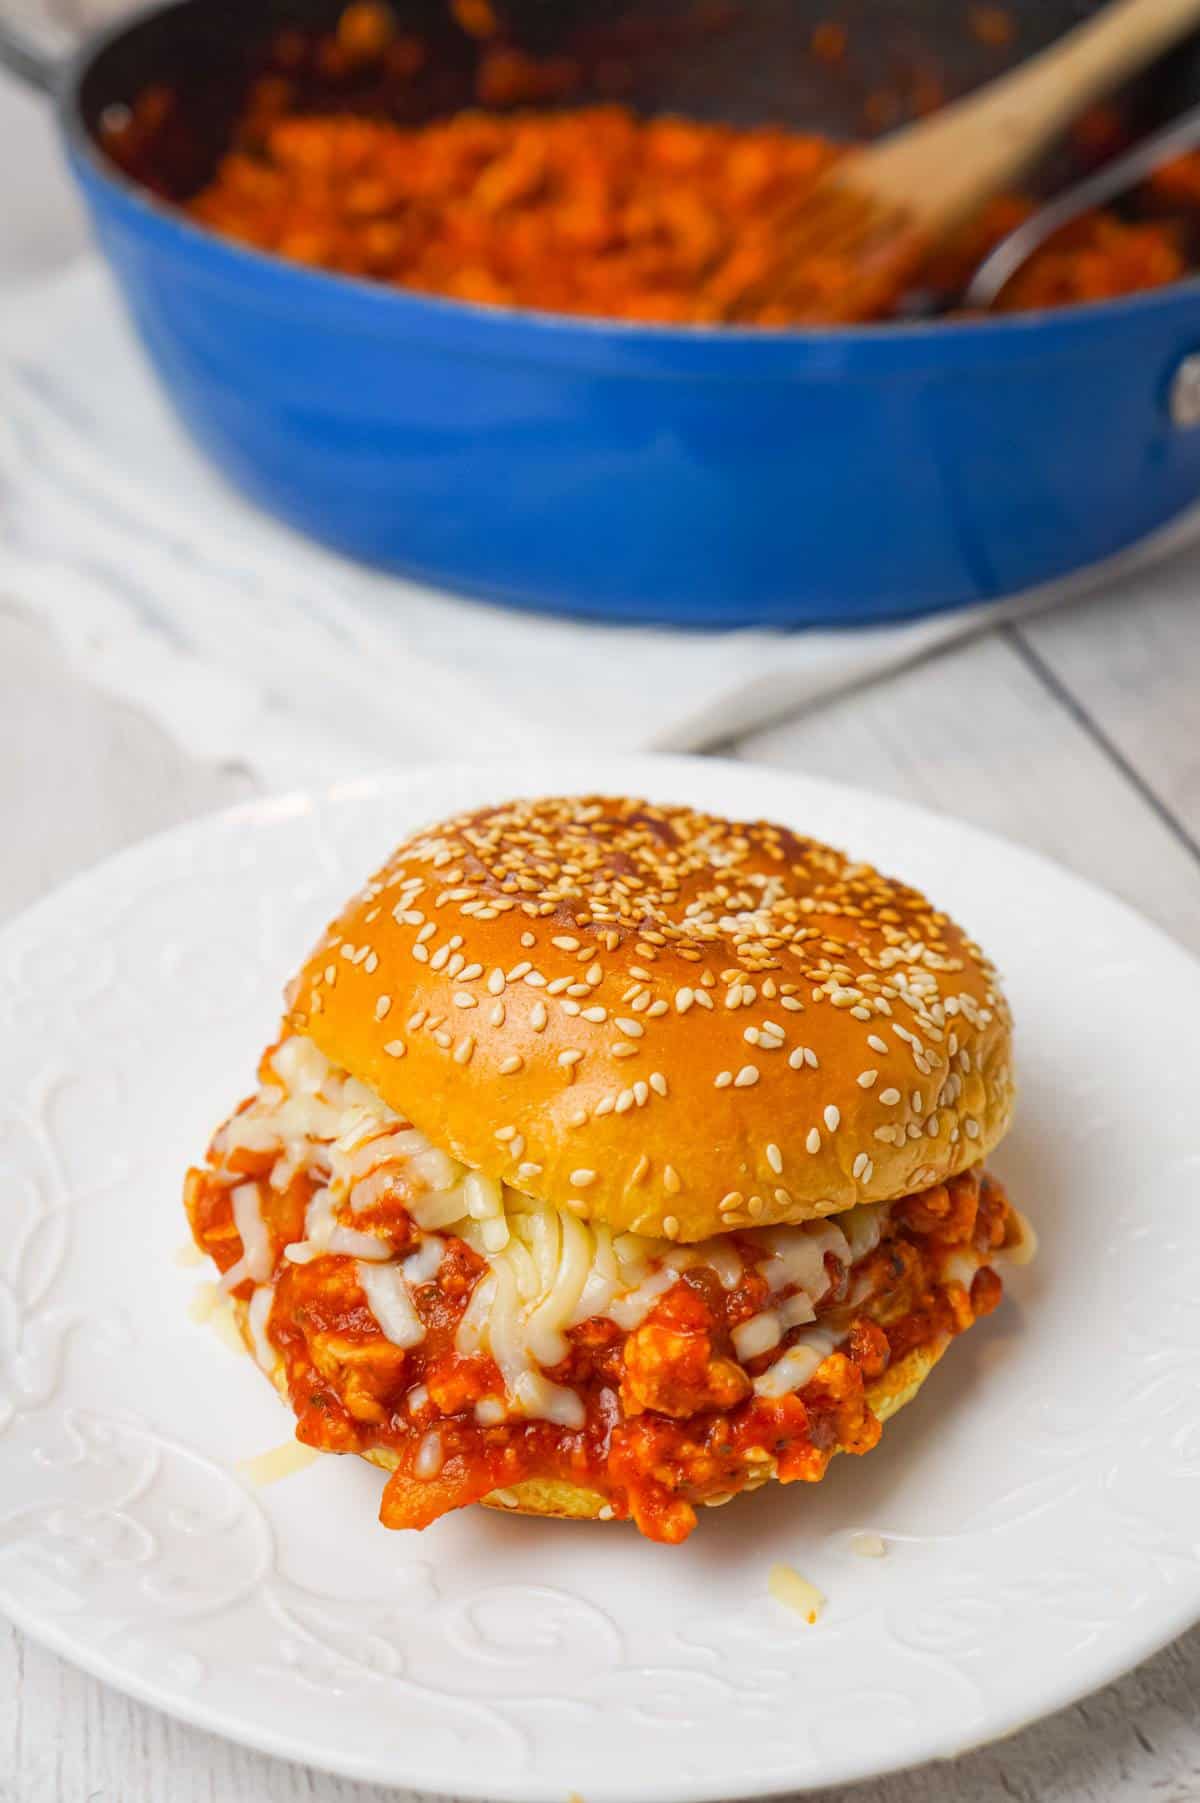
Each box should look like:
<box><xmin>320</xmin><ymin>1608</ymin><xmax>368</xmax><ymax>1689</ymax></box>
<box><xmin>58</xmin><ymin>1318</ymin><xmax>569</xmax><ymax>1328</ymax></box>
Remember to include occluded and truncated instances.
<box><xmin>3</xmin><ymin>255</ymin><xmax>1198</xmax><ymax>792</ymax></box>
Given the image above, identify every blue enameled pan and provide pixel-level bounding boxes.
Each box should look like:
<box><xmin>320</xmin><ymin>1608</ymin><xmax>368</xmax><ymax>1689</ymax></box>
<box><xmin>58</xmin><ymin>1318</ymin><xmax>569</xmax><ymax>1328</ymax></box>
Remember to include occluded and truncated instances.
<box><xmin>6</xmin><ymin>0</ymin><xmax>1200</xmax><ymax>626</ymax></box>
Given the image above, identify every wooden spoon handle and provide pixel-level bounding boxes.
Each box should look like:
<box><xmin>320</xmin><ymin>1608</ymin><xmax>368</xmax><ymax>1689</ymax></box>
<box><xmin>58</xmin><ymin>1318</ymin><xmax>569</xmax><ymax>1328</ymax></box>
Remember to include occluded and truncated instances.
<box><xmin>852</xmin><ymin>0</ymin><xmax>1200</xmax><ymax>235</ymax></box>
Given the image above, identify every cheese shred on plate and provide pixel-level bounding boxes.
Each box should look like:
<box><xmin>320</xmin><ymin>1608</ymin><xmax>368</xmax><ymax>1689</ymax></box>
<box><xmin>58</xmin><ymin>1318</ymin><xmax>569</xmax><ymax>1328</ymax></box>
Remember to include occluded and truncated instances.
<box><xmin>237</xmin><ymin>1441</ymin><xmax>322</xmax><ymax>1487</ymax></box>
<box><xmin>768</xmin><ymin>1562</ymin><xmax>826</xmax><ymax>1624</ymax></box>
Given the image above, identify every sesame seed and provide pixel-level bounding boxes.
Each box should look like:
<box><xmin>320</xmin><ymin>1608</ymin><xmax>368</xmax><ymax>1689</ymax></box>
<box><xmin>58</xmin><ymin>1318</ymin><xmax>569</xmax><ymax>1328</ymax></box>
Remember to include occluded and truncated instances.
<box><xmin>433</xmin><ymin>1030</ymin><xmax>452</xmax><ymax>1049</ymax></box>
<box><xmin>558</xmin><ymin>1049</ymin><xmax>583</xmax><ymax>1068</ymax></box>
<box><xmin>412</xmin><ymin>944</ymin><xmax>429</xmax><ymax>964</ymax></box>
<box><xmin>630</xmin><ymin>1153</ymin><xmax>651</xmax><ymax>1184</ymax></box>
<box><xmin>879</xmin><ymin>1087</ymin><xmax>901</xmax><ymax>1105</ymax></box>
<box><xmin>766</xmin><ymin>1143</ymin><xmax>783</xmax><ymax>1174</ymax></box>
<box><xmin>857</xmin><ymin>1069</ymin><xmax>878</xmax><ymax>1088</ymax></box>
<box><xmin>581</xmin><ymin>1006</ymin><xmax>607</xmax><ymax>1023</ymax></box>
<box><xmin>570</xmin><ymin>1169</ymin><xmax>597</xmax><ymax>1187</ymax></box>
<box><xmin>454</xmin><ymin>1036</ymin><xmax>475</xmax><ymax>1065</ymax></box>
<box><xmin>646</xmin><ymin>999</ymin><xmax>669</xmax><ymax>1018</ymax></box>
<box><xmin>649</xmin><ymin>1071</ymin><xmax>668</xmax><ymax>1096</ymax></box>
<box><xmin>517</xmin><ymin>1161</ymin><xmax>542</xmax><ymax>1183</ymax></box>
<box><xmin>675</xmin><ymin>987</ymin><xmax>695</xmax><ymax>1013</ymax></box>
<box><xmin>714</xmin><ymin>1071</ymin><xmax>733</xmax><ymax>1089</ymax></box>
<box><xmin>633</xmin><ymin>1080</ymin><xmax>649</xmax><ymax>1106</ymax></box>
<box><xmin>788</xmin><ymin>1048</ymin><xmax>807</xmax><ymax>1070</ymax></box>
<box><xmin>780</xmin><ymin>996</ymin><xmax>803</xmax><ymax>1012</ymax></box>
<box><xmin>487</xmin><ymin>969</ymin><xmax>505</xmax><ymax>995</ymax></box>
<box><xmin>615</xmin><ymin>1017</ymin><xmax>644</xmax><ymax>1037</ymax></box>
<box><xmin>735</xmin><ymin>1065</ymin><xmax>760</xmax><ymax>1088</ymax></box>
<box><xmin>384</xmin><ymin>1040</ymin><xmax>407</xmax><ymax>1058</ymax></box>
<box><xmin>499</xmin><ymin>1055</ymin><xmax>524</xmax><ymax>1075</ymax></box>
<box><xmin>507</xmin><ymin>961</ymin><xmax>532</xmax><ymax>982</ymax></box>
<box><xmin>530</xmin><ymin>1002</ymin><xmax>548</xmax><ymax>1031</ymax></box>
<box><xmin>719</xmin><ymin>1190</ymin><xmax>744</xmax><ymax>1211</ymax></box>
<box><xmin>374</xmin><ymin>996</ymin><xmax>392</xmax><ymax>1020</ymax></box>
<box><xmin>459</xmin><ymin>963</ymin><xmax>483</xmax><ymax>982</ymax></box>
<box><xmin>520</xmin><ymin>931</ymin><xmax>536</xmax><ymax>948</ymax></box>
<box><xmin>663</xmin><ymin>1215</ymin><xmax>681</xmax><ymax>1239</ymax></box>
<box><xmin>806</xmin><ymin>1128</ymin><xmax>821</xmax><ymax>1154</ymax></box>
<box><xmin>453</xmin><ymin>992</ymin><xmax>477</xmax><ymax>1009</ymax></box>
<box><xmin>852</xmin><ymin>1152</ymin><xmax>870</xmax><ymax>1180</ymax></box>
<box><xmin>586</xmin><ymin>963</ymin><xmax>603</xmax><ymax>986</ymax></box>
<box><xmin>407</xmin><ymin>1009</ymin><xmax>427</xmax><ymax>1031</ymax></box>
<box><xmin>489</xmin><ymin>1001</ymin><xmax>506</xmax><ymax>1027</ymax></box>
<box><xmin>663</xmin><ymin>1164</ymin><xmax>681</xmax><ymax>1195</ymax></box>
<box><xmin>615</xmin><ymin>1089</ymin><xmax>635</xmax><ymax>1114</ymax></box>
<box><xmin>693</xmin><ymin>989</ymin><xmax>714</xmax><ymax>1010</ymax></box>
<box><xmin>867</xmin><ymin>1034</ymin><xmax>888</xmax><ymax>1054</ymax></box>
<box><xmin>612</xmin><ymin>1042</ymin><xmax>639</xmax><ymax>1059</ymax></box>
<box><xmin>553</xmin><ymin>935</ymin><xmax>580</xmax><ymax>951</ymax></box>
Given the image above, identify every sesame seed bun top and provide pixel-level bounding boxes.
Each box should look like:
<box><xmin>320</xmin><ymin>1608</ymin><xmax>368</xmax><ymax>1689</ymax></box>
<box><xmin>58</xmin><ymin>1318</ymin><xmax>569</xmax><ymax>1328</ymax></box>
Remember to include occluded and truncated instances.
<box><xmin>285</xmin><ymin>795</ymin><xmax>1014</xmax><ymax>1241</ymax></box>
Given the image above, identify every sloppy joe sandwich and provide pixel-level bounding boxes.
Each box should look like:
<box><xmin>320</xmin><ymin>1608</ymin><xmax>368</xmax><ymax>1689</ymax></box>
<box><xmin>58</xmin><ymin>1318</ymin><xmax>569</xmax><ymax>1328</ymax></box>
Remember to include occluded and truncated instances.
<box><xmin>185</xmin><ymin>794</ymin><xmax>1032</xmax><ymax>1543</ymax></box>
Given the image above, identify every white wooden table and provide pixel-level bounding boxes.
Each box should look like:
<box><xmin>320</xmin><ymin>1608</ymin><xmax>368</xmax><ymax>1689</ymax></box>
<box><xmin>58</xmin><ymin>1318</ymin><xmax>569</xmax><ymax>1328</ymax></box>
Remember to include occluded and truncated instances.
<box><xmin>3</xmin><ymin>61</ymin><xmax>1200</xmax><ymax>1803</ymax></box>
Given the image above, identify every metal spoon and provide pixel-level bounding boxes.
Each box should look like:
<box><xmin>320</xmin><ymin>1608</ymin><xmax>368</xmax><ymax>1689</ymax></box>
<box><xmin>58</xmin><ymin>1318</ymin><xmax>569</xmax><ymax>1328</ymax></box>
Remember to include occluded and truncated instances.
<box><xmin>965</xmin><ymin>98</ymin><xmax>1200</xmax><ymax>309</ymax></box>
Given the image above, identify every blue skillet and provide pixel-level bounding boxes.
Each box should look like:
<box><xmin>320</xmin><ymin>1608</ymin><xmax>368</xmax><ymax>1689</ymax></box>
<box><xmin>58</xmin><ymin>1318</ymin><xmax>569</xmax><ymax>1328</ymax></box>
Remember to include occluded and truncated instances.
<box><xmin>5</xmin><ymin>0</ymin><xmax>1200</xmax><ymax>627</ymax></box>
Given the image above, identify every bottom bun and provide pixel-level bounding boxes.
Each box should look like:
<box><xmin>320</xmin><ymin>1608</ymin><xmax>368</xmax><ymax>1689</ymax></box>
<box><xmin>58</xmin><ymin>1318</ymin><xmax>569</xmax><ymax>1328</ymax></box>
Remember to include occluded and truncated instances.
<box><xmin>233</xmin><ymin>1294</ymin><xmax>947</xmax><ymax>1527</ymax></box>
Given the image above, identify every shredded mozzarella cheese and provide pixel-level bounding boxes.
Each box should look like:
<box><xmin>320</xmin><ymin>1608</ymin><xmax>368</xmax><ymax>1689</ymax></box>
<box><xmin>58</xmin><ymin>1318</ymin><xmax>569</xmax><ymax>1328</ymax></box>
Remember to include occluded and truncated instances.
<box><xmin>246</xmin><ymin>1283</ymin><xmax>276</xmax><ymax>1370</ymax></box>
<box><xmin>357</xmin><ymin>1260</ymin><xmax>426</xmax><ymax>1348</ymax></box>
<box><xmin>768</xmin><ymin>1563</ymin><xmax>825</xmax><ymax>1623</ymax></box>
<box><xmin>238</xmin><ymin>1441</ymin><xmax>322</xmax><ymax>1486</ymax></box>
<box><xmin>218</xmin><ymin>1036</ymin><xmax>915</xmax><ymax>1430</ymax></box>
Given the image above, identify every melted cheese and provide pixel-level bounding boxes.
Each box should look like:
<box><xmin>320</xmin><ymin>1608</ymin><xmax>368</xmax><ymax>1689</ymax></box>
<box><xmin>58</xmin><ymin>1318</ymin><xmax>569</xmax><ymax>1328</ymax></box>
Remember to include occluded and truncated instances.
<box><xmin>1004</xmin><ymin>1206</ymin><xmax>1038</xmax><ymax>1266</ymax></box>
<box><xmin>357</xmin><ymin>1260</ymin><xmax>426</xmax><ymax>1348</ymax></box>
<box><xmin>237</xmin><ymin>1440</ymin><xmax>322</xmax><ymax>1486</ymax></box>
<box><xmin>415</xmin><ymin>1430</ymin><xmax>445</xmax><ymax>1478</ymax></box>
<box><xmin>220</xmin><ymin>1182</ymin><xmax>273</xmax><ymax>1290</ymax></box>
<box><xmin>247</xmin><ymin>1283</ymin><xmax>276</xmax><ymax>1370</ymax></box>
<box><xmin>215</xmin><ymin>1035</ymin><xmax>908</xmax><ymax>1429</ymax></box>
<box><xmin>768</xmin><ymin>1563</ymin><xmax>825</xmax><ymax>1623</ymax></box>
<box><xmin>753</xmin><ymin>1328</ymin><xmax>836</xmax><ymax>1398</ymax></box>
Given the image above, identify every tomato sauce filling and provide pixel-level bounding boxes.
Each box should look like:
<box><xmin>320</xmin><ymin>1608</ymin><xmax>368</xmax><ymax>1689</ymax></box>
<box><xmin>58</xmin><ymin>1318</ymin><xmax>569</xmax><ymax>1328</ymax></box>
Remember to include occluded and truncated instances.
<box><xmin>187</xmin><ymin>1131</ymin><xmax>1022</xmax><ymax>1543</ymax></box>
<box><xmin>99</xmin><ymin>5</ymin><xmax>1200</xmax><ymax>327</ymax></box>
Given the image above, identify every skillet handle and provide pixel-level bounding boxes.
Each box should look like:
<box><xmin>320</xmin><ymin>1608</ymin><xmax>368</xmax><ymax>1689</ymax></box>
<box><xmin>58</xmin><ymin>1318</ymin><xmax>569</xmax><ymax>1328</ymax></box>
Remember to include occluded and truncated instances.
<box><xmin>0</xmin><ymin>16</ymin><xmax>63</xmax><ymax>94</ymax></box>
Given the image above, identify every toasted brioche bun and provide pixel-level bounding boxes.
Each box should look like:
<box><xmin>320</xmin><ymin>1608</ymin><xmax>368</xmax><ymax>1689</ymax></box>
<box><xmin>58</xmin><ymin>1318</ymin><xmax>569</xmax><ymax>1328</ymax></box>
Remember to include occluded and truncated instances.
<box><xmin>286</xmin><ymin>795</ymin><xmax>1013</xmax><ymax>1242</ymax></box>
<box><xmin>234</xmin><ymin>1295</ymin><xmax>947</xmax><ymax>1524</ymax></box>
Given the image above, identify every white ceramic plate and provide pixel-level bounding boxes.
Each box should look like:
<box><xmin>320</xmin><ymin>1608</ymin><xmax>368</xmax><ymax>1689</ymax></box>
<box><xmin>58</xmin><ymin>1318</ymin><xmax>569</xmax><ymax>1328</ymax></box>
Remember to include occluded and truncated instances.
<box><xmin>2</xmin><ymin>755</ymin><xmax>1198</xmax><ymax>1802</ymax></box>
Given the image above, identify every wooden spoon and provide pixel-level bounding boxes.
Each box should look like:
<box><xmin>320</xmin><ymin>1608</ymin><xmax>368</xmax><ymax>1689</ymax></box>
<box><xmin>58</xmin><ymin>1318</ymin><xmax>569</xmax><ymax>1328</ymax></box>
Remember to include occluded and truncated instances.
<box><xmin>758</xmin><ymin>0</ymin><xmax>1200</xmax><ymax>324</ymax></box>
